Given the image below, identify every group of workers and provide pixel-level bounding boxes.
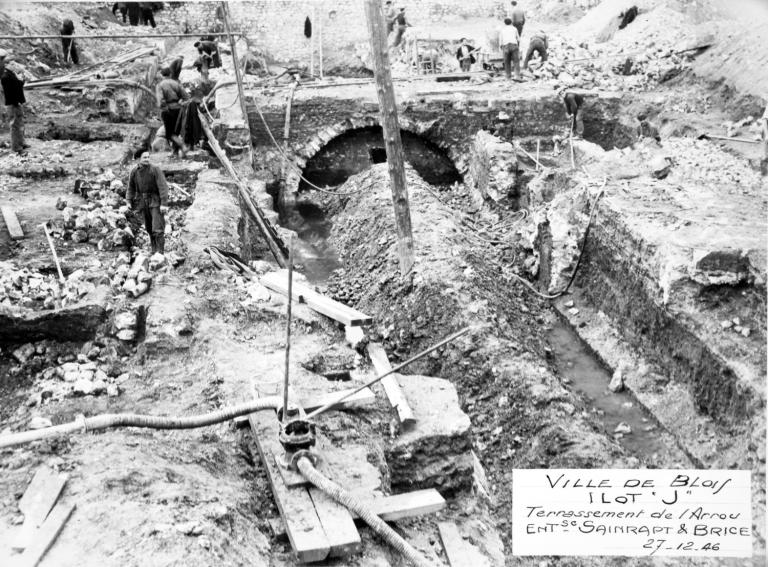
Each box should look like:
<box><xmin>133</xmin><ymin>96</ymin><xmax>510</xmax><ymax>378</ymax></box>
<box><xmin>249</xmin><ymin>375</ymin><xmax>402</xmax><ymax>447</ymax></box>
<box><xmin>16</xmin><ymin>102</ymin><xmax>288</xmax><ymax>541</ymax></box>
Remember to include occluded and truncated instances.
<box><xmin>112</xmin><ymin>2</ymin><xmax>161</xmax><ymax>28</ymax></box>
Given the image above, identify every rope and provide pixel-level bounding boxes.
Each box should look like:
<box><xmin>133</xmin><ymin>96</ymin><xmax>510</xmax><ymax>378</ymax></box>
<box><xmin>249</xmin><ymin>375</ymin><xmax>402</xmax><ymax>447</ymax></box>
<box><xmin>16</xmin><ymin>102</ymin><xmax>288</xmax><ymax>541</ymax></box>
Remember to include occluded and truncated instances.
<box><xmin>510</xmin><ymin>181</ymin><xmax>606</xmax><ymax>300</ymax></box>
<box><xmin>296</xmin><ymin>457</ymin><xmax>436</xmax><ymax>567</ymax></box>
<box><xmin>250</xmin><ymin>96</ymin><xmax>368</xmax><ymax>196</ymax></box>
<box><xmin>0</xmin><ymin>398</ymin><xmax>281</xmax><ymax>449</ymax></box>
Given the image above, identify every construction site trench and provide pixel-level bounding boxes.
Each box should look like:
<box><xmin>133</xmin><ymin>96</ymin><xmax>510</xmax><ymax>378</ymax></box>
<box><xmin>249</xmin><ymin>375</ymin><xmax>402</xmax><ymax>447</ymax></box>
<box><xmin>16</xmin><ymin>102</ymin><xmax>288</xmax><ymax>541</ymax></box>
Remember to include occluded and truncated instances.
<box><xmin>1</xmin><ymin>2</ymin><xmax>766</xmax><ymax>566</ymax></box>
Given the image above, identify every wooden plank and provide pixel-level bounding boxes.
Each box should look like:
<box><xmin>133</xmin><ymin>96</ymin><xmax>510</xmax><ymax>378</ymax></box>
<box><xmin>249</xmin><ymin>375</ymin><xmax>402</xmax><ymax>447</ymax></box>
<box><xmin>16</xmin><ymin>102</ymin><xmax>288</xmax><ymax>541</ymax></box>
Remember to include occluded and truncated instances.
<box><xmin>17</xmin><ymin>502</ymin><xmax>75</xmax><ymax>567</ymax></box>
<box><xmin>248</xmin><ymin>411</ymin><xmax>330</xmax><ymax>563</ymax></box>
<box><xmin>261</xmin><ymin>270</ymin><xmax>373</xmax><ymax>327</ymax></box>
<box><xmin>437</xmin><ymin>521</ymin><xmax>491</xmax><ymax>567</ymax></box>
<box><xmin>363</xmin><ymin>489</ymin><xmax>445</xmax><ymax>522</ymax></box>
<box><xmin>13</xmin><ymin>467</ymin><xmax>67</xmax><ymax>551</ymax></box>
<box><xmin>366</xmin><ymin>343</ymin><xmax>416</xmax><ymax>428</ymax></box>
<box><xmin>273</xmin><ymin>489</ymin><xmax>445</xmax><ymax>537</ymax></box>
<box><xmin>301</xmin><ymin>387</ymin><xmax>375</xmax><ymax>412</ymax></box>
<box><xmin>308</xmin><ymin>487</ymin><xmax>362</xmax><ymax>557</ymax></box>
<box><xmin>1</xmin><ymin>207</ymin><xmax>24</xmax><ymax>240</ymax></box>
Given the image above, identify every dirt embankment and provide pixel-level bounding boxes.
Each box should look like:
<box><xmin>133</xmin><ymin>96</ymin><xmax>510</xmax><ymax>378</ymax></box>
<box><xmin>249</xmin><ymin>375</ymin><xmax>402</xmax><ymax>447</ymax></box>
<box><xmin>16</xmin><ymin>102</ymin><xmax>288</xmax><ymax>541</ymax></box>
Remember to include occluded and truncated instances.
<box><xmin>324</xmin><ymin>164</ymin><xmax>655</xmax><ymax>559</ymax></box>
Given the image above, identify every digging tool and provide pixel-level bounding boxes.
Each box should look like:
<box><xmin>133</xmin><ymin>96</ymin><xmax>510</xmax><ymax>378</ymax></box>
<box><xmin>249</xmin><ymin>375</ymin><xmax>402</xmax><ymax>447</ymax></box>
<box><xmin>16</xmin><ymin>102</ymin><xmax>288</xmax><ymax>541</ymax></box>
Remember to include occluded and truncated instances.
<box><xmin>569</xmin><ymin>127</ymin><xmax>576</xmax><ymax>169</ymax></box>
<box><xmin>514</xmin><ymin>141</ymin><xmax>545</xmax><ymax>170</ymax></box>
<box><xmin>306</xmin><ymin>326</ymin><xmax>473</xmax><ymax>420</ymax></box>
<box><xmin>41</xmin><ymin>223</ymin><xmax>65</xmax><ymax>308</ymax></box>
<box><xmin>536</xmin><ymin>139</ymin><xmax>541</xmax><ymax>171</ymax></box>
<box><xmin>697</xmin><ymin>133</ymin><xmax>760</xmax><ymax>144</ymax></box>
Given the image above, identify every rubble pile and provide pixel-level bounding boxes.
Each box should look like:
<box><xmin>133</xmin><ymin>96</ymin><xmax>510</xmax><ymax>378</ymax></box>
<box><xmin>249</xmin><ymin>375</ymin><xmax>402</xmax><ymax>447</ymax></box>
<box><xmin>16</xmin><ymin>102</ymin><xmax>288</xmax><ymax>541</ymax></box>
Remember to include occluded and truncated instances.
<box><xmin>49</xmin><ymin>172</ymin><xmax>136</xmax><ymax>250</ymax></box>
<box><xmin>6</xmin><ymin>338</ymin><xmax>126</xmax><ymax>406</ymax></box>
<box><xmin>0</xmin><ymin>261</ymin><xmax>98</xmax><ymax>310</ymax></box>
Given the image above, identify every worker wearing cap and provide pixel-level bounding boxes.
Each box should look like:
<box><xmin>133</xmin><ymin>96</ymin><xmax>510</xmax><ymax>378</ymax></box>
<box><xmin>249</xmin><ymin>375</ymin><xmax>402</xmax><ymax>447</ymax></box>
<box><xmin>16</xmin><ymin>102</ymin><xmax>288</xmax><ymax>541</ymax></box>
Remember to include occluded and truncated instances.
<box><xmin>0</xmin><ymin>49</ymin><xmax>28</xmax><ymax>155</ymax></box>
<box><xmin>127</xmin><ymin>150</ymin><xmax>169</xmax><ymax>255</ymax></box>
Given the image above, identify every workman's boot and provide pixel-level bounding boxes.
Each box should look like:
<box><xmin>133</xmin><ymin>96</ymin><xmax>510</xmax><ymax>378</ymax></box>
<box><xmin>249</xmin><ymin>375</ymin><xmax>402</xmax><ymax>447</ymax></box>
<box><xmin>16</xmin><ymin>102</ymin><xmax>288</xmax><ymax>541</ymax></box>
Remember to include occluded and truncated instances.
<box><xmin>149</xmin><ymin>234</ymin><xmax>157</xmax><ymax>254</ymax></box>
<box><xmin>155</xmin><ymin>235</ymin><xmax>165</xmax><ymax>254</ymax></box>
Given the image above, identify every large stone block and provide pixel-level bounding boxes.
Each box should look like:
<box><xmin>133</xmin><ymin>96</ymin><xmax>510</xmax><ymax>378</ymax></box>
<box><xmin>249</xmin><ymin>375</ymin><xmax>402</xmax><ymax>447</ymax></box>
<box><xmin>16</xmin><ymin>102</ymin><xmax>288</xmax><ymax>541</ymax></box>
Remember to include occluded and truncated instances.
<box><xmin>466</xmin><ymin>131</ymin><xmax>518</xmax><ymax>207</ymax></box>
<box><xmin>385</xmin><ymin>374</ymin><xmax>473</xmax><ymax>493</ymax></box>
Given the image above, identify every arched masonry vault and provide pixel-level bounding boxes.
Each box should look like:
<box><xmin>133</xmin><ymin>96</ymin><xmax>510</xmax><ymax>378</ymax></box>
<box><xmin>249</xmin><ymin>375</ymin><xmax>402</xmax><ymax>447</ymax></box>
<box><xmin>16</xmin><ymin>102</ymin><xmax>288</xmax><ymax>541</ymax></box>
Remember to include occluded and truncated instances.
<box><xmin>282</xmin><ymin>116</ymin><xmax>465</xmax><ymax>208</ymax></box>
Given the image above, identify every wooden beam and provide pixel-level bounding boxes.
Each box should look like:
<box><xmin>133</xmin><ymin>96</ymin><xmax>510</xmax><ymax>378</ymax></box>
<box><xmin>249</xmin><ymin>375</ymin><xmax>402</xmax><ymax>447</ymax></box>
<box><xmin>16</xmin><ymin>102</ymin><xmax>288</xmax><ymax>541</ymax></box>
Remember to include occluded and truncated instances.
<box><xmin>261</xmin><ymin>270</ymin><xmax>373</xmax><ymax>327</ymax></box>
<box><xmin>248</xmin><ymin>411</ymin><xmax>331</xmax><ymax>562</ymax></box>
<box><xmin>198</xmin><ymin>110</ymin><xmax>288</xmax><ymax>267</ymax></box>
<box><xmin>221</xmin><ymin>1</ymin><xmax>256</xmax><ymax>168</ymax></box>
<box><xmin>366</xmin><ymin>342</ymin><xmax>416</xmax><ymax>428</ymax></box>
<box><xmin>362</xmin><ymin>489</ymin><xmax>445</xmax><ymax>522</ymax></box>
<box><xmin>308</xmin><ymin>487</ymin><xmax>362</xmax><ymax>557</ymax></box>
<box><xmin>14</xmin><ymin>467</ymin><xmax>67</xmax><ymax>551</ymax></box>
<box><xmin>363</xmin><ymin>0</ymin><xmax>415</xmax><ymax>275</ymax></box>
<box><xmin>17</xmin><ymin>502</ymin><xmax>75</xmax><ymax>567</ymax></box>
<box><xmin>437</xmin><ymin>521</ymin><xmax>492</xmax><ymax>567</ymax></box>
<box><xmin>1</xmin><ymin>207</ymin><xmax>24</xmax><ymax>240</ymax></box>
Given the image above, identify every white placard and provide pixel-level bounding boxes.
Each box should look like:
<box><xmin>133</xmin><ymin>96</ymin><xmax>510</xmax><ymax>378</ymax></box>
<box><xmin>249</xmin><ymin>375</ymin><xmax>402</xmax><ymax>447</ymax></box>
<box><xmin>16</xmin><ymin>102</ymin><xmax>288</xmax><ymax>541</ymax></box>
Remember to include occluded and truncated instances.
<box><xmin>512</xmin><ymin>469</ymin><xmax>752</xmax><ymax>557</ymax></box>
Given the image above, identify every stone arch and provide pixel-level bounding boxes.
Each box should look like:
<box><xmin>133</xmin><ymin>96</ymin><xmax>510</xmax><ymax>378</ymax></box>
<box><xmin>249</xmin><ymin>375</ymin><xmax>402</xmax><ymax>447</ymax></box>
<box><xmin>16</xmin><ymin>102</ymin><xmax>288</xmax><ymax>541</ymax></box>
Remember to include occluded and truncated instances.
<box><xmin>281</xmin><ymin>116</ymin><xmax>465</xmax><ymax>208</ymax></box>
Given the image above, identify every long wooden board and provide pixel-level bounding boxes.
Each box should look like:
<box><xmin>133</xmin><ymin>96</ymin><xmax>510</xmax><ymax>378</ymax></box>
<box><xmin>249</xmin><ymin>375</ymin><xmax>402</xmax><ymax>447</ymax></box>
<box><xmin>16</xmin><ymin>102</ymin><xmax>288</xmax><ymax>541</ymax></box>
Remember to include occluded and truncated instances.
<box><xmin>261</xmin><ymin>270</ymin><xmax>373</xmax><ymax>327</ymax></box>
<box><xmin>1</xmin><ymin>207</ymin><xmax>24</xmax><ymax>240</ymax></box>
<box><xmin>14</xmin><ymin>467</ymin><xmax>68</xmax><ymax>552</ymax></box>
<box><xmin>308</xmin><ymin>487</ymin><xmax>362</xmax><ymax>557</ymax></box>
<box><xmin>366</xmin><ymin>343</ymin><xmax>416</xmax><ymax>428</ymax></box>
<box><xmin>17</xmin><ymin>502</ymin><xmax>75</xmax><ymax>567</ymax></box>
<box><xmin>248</xmin><ymin>411</ymin><xmax>330</xmax><ymax>563</ymax></box>
<box><xmin>362</xmin><ymin>489</ymin><xmax>445</xmax><ymax>522</ymax></box>
<box><xmin>438</xmin><ymin>521</ymin><xmax>491</xmax><ymax>567</ymax></box>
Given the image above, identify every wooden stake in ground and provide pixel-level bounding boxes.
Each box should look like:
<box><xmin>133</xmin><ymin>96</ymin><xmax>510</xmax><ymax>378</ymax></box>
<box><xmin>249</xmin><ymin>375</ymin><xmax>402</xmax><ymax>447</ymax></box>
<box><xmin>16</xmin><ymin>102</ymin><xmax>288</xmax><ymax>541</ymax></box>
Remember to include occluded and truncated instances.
<box><xmin>282</xmin><ymin>236</ymin><xmax>294</xmax><ymax>423</ymax></box>
<box><xmin>364</xmin><ymin>0</ymin><xmax>415</xmax><ymax>275</ymax></box>
<box><xmin>221</xmin><ymin>1</ymin><xmax>256</xmax><ymax>168</ymax></box>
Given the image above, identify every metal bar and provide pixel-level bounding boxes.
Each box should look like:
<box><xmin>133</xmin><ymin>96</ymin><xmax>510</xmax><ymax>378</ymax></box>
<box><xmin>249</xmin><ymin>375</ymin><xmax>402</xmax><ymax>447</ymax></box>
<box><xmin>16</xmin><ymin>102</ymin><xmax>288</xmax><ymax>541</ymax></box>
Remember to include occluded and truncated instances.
<box><xmin>0</xmin><ymin>32</ymin><xmax>242</xmax><ymax>40</ymax></box>
<box><xmin>306</xmin><ymin>326</ymin><xmax>471</xmax><ymax>420</ymax></box>
<box><xmin>282</xmin><ymin>236</ymin><xmax>294</xmax><ymax>423</ymax></box>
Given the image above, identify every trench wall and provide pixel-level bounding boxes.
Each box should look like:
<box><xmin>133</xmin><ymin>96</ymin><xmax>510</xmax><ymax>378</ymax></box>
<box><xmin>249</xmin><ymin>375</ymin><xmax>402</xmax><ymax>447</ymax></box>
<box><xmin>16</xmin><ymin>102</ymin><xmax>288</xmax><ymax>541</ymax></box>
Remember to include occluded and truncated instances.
<box><xmin>576</xmin><ymin>204</ymin><xmax>765</xmax><ymax>428</ymax></box>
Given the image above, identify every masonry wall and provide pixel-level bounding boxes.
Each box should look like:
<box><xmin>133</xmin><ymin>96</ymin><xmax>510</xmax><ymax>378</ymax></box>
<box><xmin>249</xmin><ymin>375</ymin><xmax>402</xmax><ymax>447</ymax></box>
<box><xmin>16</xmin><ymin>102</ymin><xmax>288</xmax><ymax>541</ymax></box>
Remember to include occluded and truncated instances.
<box><xmin>167</xmin><ymin>0</ymin><xmax>509</xmax><ymax>64</ymax></box>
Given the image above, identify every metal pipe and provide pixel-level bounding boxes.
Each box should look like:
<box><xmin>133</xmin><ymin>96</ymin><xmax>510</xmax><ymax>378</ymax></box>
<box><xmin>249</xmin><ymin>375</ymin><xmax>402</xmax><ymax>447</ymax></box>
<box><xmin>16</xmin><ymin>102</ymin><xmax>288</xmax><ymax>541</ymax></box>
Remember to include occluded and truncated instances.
<box><xmin>282</xmin><ymin>236</ymin><xmax>294</xmax><ymax>423</ymax></box>
<box><xmin>306</xmin><ymin>326</ymin><xmax>472</xmax><ymax>420</ymax></box>
<box><xmin>0</xmin><ymin>32</ymin><xmax>242</xmax><ymax>40</ymax></box>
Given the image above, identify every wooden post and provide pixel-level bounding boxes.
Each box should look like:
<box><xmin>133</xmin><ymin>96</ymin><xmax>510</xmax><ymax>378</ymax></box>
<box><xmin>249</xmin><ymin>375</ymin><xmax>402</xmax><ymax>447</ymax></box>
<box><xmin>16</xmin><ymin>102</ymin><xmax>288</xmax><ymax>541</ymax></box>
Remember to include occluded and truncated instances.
<box><xmin>221</xmin><ymin>2</ymin><xmax>256</xmax><ymax>167</ymax></box>
<box><xmin>310</xmin><ymin>5</ymin><xmax>315</xmax><ymax>78</ymax></box>
<box><xmin>318</xmin><ymin>4</ymin><xmax>324</xmax><ymax>80</ymax></box>
<box><xmin>364</xmin><ymin>0</ymin><xmax>415</xmax><ymax>275</ymax></box>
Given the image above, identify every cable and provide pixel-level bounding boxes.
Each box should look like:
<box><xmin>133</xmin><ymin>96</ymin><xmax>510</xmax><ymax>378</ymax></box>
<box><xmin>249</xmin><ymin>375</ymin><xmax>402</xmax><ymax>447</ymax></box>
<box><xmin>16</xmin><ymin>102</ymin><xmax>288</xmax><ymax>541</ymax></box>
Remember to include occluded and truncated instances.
<box><xmin>0</xmin><ymin>398</ymin><xmax>281</xmax><ymax>449</ymax></box>
<box><xmin>509</xmin><ymin>181</ymin><xmax>606</xmax><ymax>300</ymax></box>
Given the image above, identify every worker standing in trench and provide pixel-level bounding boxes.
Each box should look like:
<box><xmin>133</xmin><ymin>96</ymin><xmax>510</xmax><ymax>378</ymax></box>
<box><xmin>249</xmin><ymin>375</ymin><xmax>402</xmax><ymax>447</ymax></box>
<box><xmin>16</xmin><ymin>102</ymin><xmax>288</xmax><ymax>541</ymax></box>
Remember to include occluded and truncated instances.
<box><xmin>127</xmin><ymin>150</ymin><xmax>169</xmax><ymax>255</ymax></box>
<box><xmin>60</xmin><ymin>19</ymin><xmax>79</xmax><ymax>65</ymax></box>
<box><xmin>155</xmin><ymin>66</ymin><xmax>190</xmax><ymax>158</ymax></box>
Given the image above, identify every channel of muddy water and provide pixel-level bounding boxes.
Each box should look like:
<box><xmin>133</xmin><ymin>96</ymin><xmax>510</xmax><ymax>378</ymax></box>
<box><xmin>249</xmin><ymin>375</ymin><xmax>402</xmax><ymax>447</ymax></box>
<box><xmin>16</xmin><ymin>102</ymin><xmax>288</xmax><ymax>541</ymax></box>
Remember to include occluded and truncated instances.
<box><xmin>548</xmin><ymin>319</ymin><xmax>671</xmax><ymax>461</ymax></box>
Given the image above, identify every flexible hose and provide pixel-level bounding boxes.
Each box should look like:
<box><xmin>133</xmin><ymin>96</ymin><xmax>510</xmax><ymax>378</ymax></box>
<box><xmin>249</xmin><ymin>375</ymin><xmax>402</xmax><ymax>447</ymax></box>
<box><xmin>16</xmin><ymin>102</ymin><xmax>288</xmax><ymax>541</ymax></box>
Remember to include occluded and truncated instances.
<box><xmin>0</xmin><ymin>397</ymin><xmax>281</xmax><ymax>449</ymax></box>
<box><xmin>296</xmin><ymin>456</ymin><xmax>437</xmax><ymax>567</ymax></box>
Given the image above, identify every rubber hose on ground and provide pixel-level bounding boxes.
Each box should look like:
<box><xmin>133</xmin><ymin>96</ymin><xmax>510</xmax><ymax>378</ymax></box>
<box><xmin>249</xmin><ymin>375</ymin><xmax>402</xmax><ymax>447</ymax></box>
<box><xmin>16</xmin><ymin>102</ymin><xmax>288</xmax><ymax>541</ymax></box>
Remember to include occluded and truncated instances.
<box><xmin>0</xmin><ymin>397</ymin><xmax>282</xmax><ymax>449</ymax></box>
<box><xmin>296</xmin><ymin>456</ymin><xmax>437</xmax><ymax>567</ymax></box>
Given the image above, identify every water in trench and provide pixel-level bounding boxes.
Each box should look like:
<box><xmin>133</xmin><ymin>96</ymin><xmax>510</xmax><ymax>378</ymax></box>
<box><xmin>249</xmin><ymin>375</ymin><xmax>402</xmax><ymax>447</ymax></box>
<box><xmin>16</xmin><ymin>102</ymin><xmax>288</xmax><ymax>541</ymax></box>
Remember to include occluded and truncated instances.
<box><xmin>290</xmin><ymin>201</ymin><xmax>341</xmax><ymax>283</ymax></box>
<box><xmin>547</xmin><ymin>319</ymin><xmax>670</xmax><ymax>459</ymax></box>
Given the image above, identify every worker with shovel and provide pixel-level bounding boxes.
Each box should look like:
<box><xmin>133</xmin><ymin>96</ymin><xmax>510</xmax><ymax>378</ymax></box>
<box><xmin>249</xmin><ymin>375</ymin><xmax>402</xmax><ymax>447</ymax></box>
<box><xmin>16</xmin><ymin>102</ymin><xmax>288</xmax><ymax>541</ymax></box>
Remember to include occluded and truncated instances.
<box><xmin>127</xmin><ymin>150</ymin><xmax>169</xmax><ymax>255</ymax></box>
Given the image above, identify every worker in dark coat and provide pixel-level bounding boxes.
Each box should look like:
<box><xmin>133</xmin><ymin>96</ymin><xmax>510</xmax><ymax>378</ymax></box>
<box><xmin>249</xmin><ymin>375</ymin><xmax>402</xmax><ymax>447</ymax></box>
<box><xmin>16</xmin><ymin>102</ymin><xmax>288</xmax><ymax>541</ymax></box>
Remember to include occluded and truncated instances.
<box><xmin>60</xmin><ymin>19</ymin><xmax>79</xmax><ymax>65</ymax></box>
<box><xmin>139</xmin><ymin>2</ymin><xmax>156</xmax><ymax>28</ymax></box>
<box><xmin>564</xmin><ymin>91</ymin><xmax>585</xmax><ymax>137</ymax></box>
<box><xmin>456</xmin><ymin>38</ymin><xmax>476</xmax><ymax>72</ymax></box>
<box><xmin>126</xmin><ymin>2</ymin><xmax>141</xmax><ymax>26</ymax></box>
<box><xmin>127</xmin><ymin>150</ymin><xmax>169</xmax><ymax>255</ymax></box>
<box><xmin>523</xmin><ymin>31</ymin><xmax>548</xmax><ymax>70</ymax></box>
<box><xmin>167</xmin><ymin>55</ymin><xmax>184</xmax><ymax>81</ymax></box>
<box><xmin>0</xmin><ymin>49</ymin><xmax>29</xmax><ymax>154</ymax></box>
<box><xmin>510</xmin><ymin>1</ymin><xmax>526</xmax><ymax>38</ymax></box>
<box><xmin>155</xmin><ymin>66</ymin><xmax>189</xmax><ymax>157</ymax></box>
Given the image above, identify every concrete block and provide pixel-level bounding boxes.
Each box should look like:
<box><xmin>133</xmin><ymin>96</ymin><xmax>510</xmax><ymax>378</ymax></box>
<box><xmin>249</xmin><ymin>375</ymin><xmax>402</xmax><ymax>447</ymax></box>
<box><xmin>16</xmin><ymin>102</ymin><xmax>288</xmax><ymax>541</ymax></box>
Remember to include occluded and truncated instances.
<box><xmin>385</xmin><ymin>375</ymin><xmax>473</xmax><ymax>493</ymax></box>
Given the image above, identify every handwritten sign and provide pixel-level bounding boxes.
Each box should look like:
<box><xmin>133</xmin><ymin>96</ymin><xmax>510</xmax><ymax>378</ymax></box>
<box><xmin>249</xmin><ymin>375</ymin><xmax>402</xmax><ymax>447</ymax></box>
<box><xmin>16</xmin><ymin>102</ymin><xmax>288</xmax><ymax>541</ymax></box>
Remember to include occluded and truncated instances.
<box><xmin>512</xmin><ymin>469</ymin><xmax>752</xmax><ymax>557</ymax></box>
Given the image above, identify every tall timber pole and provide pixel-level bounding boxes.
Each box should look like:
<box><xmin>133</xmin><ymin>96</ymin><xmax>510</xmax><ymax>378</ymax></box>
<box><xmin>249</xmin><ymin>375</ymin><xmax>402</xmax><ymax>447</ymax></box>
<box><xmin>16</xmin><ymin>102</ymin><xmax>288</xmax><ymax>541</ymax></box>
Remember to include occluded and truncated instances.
<box><xmin>222</xmin><ymin>1</ymin><xmax>255</xmax><ymax>167</ymax></box>
<box><xmin>364</xmin><ymin>0</ymin><xmax>415</xmax><ymax>275</ymax></box>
